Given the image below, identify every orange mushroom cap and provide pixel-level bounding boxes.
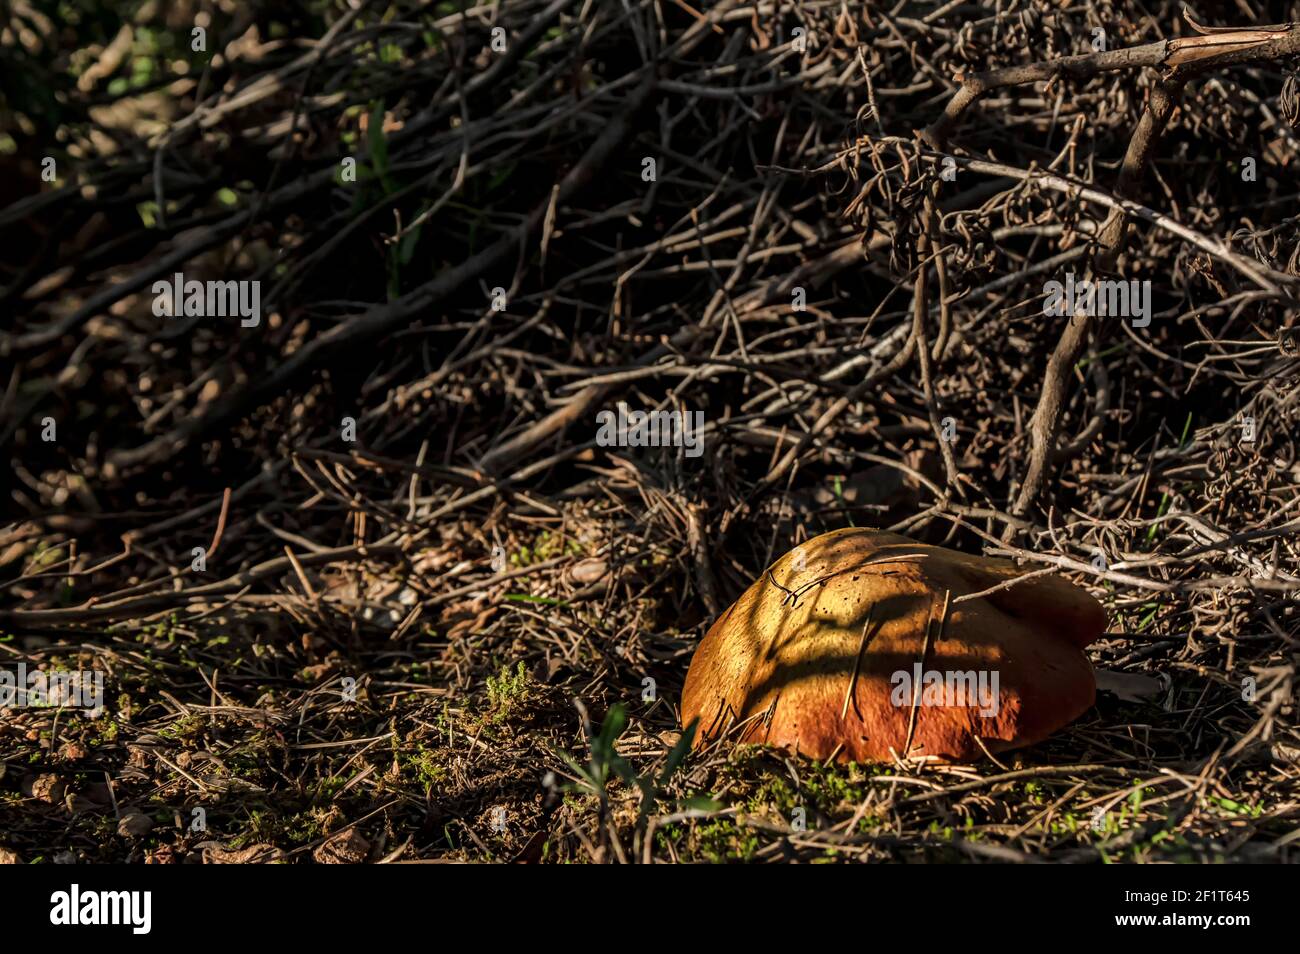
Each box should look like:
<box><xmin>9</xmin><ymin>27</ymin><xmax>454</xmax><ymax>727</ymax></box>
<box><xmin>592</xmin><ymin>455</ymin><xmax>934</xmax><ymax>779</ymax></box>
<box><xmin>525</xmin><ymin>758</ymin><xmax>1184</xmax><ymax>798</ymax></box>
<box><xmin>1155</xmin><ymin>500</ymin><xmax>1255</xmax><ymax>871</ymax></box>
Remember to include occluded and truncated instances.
<box><xmin>681</xmin><ymin>528</ymin><xmax>1108</xmax><ymax>763</ymax></box>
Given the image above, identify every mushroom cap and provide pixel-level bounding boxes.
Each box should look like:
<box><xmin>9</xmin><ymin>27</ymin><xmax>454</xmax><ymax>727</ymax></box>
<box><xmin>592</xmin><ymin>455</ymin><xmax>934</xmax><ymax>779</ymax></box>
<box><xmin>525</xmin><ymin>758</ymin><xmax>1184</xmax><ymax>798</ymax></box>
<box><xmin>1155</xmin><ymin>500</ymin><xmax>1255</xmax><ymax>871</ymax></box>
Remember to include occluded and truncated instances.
<box><xmin>681</xmin><ymin>528</ymin><xmax>1107</xmax><ymax>763</ymax></box>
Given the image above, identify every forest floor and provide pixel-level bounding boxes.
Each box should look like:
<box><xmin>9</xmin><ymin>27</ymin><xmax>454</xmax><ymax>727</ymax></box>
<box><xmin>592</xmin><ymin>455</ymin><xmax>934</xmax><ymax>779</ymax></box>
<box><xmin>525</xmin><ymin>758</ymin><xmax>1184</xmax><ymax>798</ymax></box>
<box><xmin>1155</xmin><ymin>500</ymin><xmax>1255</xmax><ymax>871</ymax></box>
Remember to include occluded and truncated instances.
<box><xmin>1</xmin><ymin>0</ymin><xmax>1297</xmax><ymax>862</ymax></box>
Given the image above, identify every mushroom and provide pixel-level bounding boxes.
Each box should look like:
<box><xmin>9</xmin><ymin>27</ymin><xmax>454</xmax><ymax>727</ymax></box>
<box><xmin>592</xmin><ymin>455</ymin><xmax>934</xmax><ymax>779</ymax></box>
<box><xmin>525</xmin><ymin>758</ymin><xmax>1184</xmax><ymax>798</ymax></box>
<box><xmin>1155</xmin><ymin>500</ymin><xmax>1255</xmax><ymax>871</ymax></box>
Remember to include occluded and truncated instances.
<box><xmin>681</xmin><ymin>528</ymin><xmax>1107</xmax><ymax>763</ymax></box>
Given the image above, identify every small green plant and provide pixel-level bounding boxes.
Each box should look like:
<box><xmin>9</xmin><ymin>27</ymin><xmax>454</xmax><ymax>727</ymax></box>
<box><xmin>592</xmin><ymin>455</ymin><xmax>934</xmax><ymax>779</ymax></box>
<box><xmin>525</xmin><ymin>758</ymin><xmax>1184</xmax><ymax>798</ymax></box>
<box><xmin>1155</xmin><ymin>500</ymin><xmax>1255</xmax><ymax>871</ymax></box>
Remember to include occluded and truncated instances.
<box><xmin>557</xmin><ymin>704</ymin><xmax>714</xmax><ymax>858</ymax></box>
<box><xmin>484</xmin><ymin>662</ymin><xmax>532</xmax><ymax>724</ymax></box>
<box><xmin>403</xmin><ymin>745</ymin><xmax>448</xmax><ymax>795</ymax></box>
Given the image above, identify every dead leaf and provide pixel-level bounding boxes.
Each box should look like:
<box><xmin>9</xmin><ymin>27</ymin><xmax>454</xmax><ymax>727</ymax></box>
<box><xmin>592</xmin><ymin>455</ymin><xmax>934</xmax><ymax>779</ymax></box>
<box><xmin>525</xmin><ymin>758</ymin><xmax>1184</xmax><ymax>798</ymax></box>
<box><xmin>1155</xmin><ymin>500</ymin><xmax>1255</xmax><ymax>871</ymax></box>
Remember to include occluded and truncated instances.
<box><xmin>201</xmin><ymin>842</ymin><xmax>286</xmax><ymax>864</ymax></box>
<box><xmin>313</xmin><ymin>828</ymin><xmax>370</xmax><ymax>864</ymax></box>
<box><xmin>569</xmin><ymin>558</ymin><xmax>608</xmax><ymax>584</ymax></box>
<box><xmin>117</xmin><ymin>811</ymin><xmax>154</xmax><ymax>838</ymax></box>
<box><xmin>23</xmin><ymin>773</ymin><xmax>64</xmax><ymax>804</ymax></box>
<box><xmin>511</xmin><ymin>831</ymin><xmax>548</xmax><ymax>863</ymax></box>
<box><xmin>1095</xmin><ymin>669</ymin><xmax>1166</xmax><ymax>703</ymax></box>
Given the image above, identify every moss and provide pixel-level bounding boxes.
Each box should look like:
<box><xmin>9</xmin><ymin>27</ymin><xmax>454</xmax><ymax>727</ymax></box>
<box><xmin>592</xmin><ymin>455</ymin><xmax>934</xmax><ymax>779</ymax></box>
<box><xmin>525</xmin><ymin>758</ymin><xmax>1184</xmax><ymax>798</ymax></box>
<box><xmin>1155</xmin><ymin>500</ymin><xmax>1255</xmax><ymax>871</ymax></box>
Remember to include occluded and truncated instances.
<box><xmin>680</xmin><ymin>818</ymin><xmax>760</xmax><ymax>863</ymax></box>
<box><xmin>284</xmin><ymin>809</ymin><xmax>330</xmax><ymax>844</ymax></box>
<box><xmin>746</xmin><ymin>758</ymin><xmax>869</xmax><ymax>818</ymax></box>
<box><xmin>313</xmin><ymin>771</ymin><xmax>356</xmax><ymax>800</ymax></box>
<box><xmin>156</xmin><ymin>714</ymin><xmax>205</xmax><ymax>741</ymax></box>
<box><xmin>510</xmin><ymin>529</ymin><xmax>585</xmax><ymax>568</ymax></box>
<box><xmin>484</xmin><ymin>662</ymin><xmax>532</xmax><ymax>725</ymax></box>
<box><xmin>87</xmin><ymin>717</ymin><xmax>120</xmax><ymax>745</ymax></box>
<box><xmin>402</xmin><ymin>745</ymin><xmax>448</xmax><ymax>794</ymax></box>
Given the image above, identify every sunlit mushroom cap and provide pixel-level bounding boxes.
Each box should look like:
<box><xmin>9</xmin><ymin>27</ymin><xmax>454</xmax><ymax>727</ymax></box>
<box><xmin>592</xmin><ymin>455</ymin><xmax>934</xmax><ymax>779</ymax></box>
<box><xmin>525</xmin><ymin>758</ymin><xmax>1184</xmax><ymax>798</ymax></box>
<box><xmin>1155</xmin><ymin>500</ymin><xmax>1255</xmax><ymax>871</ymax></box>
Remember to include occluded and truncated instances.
<box><xmin>681</xmin><ymin>528</ymin><xmax>1107</xmax><ymax>763</ymax></box>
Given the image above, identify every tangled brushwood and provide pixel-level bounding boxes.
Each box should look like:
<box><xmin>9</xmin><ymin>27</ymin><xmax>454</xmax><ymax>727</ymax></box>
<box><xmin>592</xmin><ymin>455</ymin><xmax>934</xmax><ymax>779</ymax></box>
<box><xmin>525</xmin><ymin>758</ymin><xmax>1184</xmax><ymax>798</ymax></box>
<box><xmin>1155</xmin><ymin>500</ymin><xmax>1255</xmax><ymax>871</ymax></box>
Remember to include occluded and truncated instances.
<box><xmin>1</xmin><ymin>0</ymin><xmax>1298</xmax><ymax>862</ymax></box>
